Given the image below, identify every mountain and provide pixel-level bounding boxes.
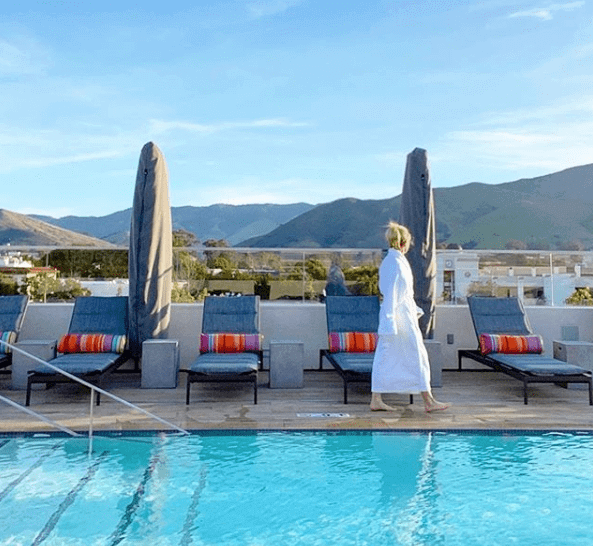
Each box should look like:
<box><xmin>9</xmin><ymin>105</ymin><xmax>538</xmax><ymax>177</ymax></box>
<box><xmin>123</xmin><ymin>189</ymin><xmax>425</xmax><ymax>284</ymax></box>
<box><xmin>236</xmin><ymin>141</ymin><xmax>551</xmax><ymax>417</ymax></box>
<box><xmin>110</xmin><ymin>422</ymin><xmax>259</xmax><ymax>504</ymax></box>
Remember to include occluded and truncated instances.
<box><xmin>0</xmin><ymin>209</ymin><xmax>113</xmax><ymax>247</ymax></box>
<box><xmin>32</xmin><ymin>203</ymin><xmax>314</xmax><ymax>246</ymax></box>
<box><xmin>240</xmin><ymin>197</ymin><xmax>401</xmax><ymax>248</ymax></box>
<box><xmin>18</xmin><ymin>163</ymin><xmax>593</xmax><ymax>250</ymax></box>
<box><xmin>241</xmin><ymin>164</ymin><xmax>593</xmax><ymax>250</ymax></box>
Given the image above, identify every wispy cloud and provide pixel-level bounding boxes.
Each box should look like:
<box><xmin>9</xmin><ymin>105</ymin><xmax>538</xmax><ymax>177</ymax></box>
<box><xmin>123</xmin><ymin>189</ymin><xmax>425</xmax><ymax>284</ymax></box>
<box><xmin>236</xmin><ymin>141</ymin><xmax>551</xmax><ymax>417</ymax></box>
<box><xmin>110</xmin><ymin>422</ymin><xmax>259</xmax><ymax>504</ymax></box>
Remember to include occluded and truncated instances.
<box><xmin>149</xmin><ymin>118</ymin><xmax>309</xmax><ymax>134</ymax></box>
<box><xmin>0</xmin><ymin>37</ymin><xmax>51</xmax><ymax>76</ymax></box>
<box><xmin>508</xmin><ymin>1</ymin><xmax>585</xmax><ymax>20</ymax></box>
<box><xmin>246</xmin><ymin>0</ymin><xmax>303</xmax><ymax>19</ymax></box>
<box><xmin>22</xmin><ymin>150</ymin><xmax>124</xmax><ymax>168</ymax></box>
<box><xmin>440</xmin><ymin>98</ymin><xmax>593</xmax><ymax>176</ymax></box>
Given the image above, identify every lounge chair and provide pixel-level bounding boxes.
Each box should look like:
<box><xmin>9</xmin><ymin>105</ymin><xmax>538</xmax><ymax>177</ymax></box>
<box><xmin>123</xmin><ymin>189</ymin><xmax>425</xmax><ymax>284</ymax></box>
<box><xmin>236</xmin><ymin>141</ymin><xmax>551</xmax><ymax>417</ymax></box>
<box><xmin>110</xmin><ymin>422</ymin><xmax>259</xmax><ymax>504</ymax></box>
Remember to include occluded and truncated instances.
<box><xmin>458</xmin><ymin>296</ymin><xmax>592</xmax><ymax>405</ymax></box>
<box><xmin>26</xmin><ymin>296</ymin><xmax>130</xmax><ymax>406</ymax></box>
<box><xmin>0</xmin><ymin>295</ymin><xmax>29</xmax><ymax>371</ymax></box>
<box><xmin>320</xmin><ymin>296</ymin><xmax>414</xmax><ymax>404</ymax></box>
<box><xmin>182</xmin><ymin>295</ymin><xmax>262</xmax><ymax>405</ymax></box>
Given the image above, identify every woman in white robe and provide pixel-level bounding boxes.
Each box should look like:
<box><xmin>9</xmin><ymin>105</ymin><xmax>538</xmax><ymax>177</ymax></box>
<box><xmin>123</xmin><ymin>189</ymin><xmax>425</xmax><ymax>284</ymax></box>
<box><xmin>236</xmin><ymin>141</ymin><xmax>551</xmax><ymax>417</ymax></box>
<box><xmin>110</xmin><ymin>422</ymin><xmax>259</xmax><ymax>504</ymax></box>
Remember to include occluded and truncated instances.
<box><xmin>370</xmin><ymin>222</ymin><xmax>449</xmax><ymax>413</ymax></box>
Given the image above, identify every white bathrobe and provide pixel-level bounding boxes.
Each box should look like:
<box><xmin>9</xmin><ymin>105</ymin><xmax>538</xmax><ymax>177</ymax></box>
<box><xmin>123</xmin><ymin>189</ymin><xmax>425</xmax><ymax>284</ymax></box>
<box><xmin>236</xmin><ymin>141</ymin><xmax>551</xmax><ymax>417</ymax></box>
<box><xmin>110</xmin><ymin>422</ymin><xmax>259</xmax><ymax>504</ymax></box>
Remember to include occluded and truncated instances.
<box><xmin>371</xmin><ymin>249</ymin><xmax>431</xmax><ymax>393</ymax></box>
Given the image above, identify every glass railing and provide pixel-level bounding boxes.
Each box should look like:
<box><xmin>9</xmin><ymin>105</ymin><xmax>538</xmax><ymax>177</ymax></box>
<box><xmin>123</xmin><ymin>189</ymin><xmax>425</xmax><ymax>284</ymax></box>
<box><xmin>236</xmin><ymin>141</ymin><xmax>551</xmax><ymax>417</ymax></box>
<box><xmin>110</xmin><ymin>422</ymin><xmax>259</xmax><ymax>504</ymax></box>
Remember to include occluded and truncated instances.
<box><xmin>2</xmin><ymin>246</ymin><xmax>593</xmax><ymax>306</ymax></box>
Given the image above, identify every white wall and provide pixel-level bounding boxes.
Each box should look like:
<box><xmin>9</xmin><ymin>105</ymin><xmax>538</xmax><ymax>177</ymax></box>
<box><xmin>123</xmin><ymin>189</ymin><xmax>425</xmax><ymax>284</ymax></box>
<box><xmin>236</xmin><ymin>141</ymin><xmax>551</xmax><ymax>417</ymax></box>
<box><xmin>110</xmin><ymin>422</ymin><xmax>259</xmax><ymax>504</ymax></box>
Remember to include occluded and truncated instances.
<box><xmin>18</xmin><ymin>302</ymin><xmax>593</xmax><ymax>370</ymax></box>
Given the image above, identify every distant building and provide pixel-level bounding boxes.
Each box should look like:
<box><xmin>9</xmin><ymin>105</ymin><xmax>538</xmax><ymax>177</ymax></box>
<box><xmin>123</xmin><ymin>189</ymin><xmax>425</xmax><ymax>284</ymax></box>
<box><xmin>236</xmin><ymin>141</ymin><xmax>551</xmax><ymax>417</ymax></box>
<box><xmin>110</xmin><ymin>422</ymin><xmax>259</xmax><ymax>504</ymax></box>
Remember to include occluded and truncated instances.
<box><xmin>437</xmin><ymin>251</ymin><xmax>593</xmax><ymax>305</ymax></box>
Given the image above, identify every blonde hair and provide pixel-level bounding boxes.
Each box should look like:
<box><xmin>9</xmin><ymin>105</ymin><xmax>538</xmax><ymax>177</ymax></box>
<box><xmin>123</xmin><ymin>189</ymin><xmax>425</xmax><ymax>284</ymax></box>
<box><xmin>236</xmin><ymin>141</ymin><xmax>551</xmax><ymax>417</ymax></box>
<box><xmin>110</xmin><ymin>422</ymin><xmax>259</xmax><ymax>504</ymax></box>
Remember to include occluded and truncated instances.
<box><xmin>385</xmin><ymin>221</ymin><xmax>412</xmax><ymax>253</ymax></box>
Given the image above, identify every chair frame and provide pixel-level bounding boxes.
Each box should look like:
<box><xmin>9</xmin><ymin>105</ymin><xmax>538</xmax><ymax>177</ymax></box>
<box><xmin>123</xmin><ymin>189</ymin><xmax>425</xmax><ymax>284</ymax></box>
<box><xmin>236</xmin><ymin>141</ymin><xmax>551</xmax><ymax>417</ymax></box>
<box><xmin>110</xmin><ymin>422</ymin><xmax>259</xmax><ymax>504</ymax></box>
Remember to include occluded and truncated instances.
<box><xmin>26</xmin><ymin>296</ymin><xmax>130</xmax><ymax>406</ymax></box>
<box><xmin>320</xmin><ymin>295</ymin><xmax>413</xmax><ymax>405</ymax></box>
<box><xmin>458</xmin><ymin>296</ymin><xmax>592</xmax><ymax>405</ymax></box>
<box><xmin>184</xmin><ymin>296</ymin><xmax>262</xmax><ymax>405</ymax></box>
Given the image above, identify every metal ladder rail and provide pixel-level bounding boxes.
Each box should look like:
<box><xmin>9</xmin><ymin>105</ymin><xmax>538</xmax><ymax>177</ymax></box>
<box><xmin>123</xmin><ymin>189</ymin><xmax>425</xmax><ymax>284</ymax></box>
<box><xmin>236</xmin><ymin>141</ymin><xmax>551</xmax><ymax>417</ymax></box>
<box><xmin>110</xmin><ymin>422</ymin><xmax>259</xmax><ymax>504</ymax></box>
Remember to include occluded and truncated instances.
<box><xmin>0</xmin><ymin>393</ymin><xmax>80</xmax><ymax>437</ymax></box>
<box><xmin>2</xmin><ymin>342</ymin><xmax>189</xmax><ymax>438</ymax></box>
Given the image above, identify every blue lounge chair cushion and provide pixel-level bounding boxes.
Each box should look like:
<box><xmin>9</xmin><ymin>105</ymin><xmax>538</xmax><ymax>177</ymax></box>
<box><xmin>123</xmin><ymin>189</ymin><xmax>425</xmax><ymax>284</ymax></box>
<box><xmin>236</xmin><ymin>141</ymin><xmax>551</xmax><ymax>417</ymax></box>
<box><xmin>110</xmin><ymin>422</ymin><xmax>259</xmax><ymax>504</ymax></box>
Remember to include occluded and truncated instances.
<box><xmin>32</xmin><ymin>352</ymin><xmax>122</xmax><ymax>376</ymax></box>
<box><xmin>490</xmin><ymin>353</ymin><xmax>587</xmax><ymax>375</ymax></box>
<box><xmin>0</xmin><ymin>295</ymin><xmax>28</xmax><ymax>332</ymax></box>
<box><xmin>325</xmin><ymin>296</ymin><xmax>380</xmax><ymax>333</ymax></box>
<box><xmin>202</xmin><ymin>296</ymin><xmax>259</xmax><ymax>334</ymax></box>
<box><xmin>69</xmin><ymin>296</ymin><xmax>128</xmax><ymax>335</ymax></box>
<box><xmin>189</xmin><ymin>352</ymin><xmax>259</xmax><ymax>375</ymax></box>
<box><xmin>330</xmin><ymin>353</ymin><xmax>373</xmax><ymax>375</ymax></box>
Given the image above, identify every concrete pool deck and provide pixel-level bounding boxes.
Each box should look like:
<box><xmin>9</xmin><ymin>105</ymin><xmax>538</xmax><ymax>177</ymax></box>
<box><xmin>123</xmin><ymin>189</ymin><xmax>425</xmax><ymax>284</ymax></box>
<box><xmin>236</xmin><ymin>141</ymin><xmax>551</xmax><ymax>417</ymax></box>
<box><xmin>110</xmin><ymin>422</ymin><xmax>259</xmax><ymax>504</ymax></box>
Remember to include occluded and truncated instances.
<box><xmin>1</xmin><ymin>368</ymin><xmax>592</xmax><ymax>433</ymax></box>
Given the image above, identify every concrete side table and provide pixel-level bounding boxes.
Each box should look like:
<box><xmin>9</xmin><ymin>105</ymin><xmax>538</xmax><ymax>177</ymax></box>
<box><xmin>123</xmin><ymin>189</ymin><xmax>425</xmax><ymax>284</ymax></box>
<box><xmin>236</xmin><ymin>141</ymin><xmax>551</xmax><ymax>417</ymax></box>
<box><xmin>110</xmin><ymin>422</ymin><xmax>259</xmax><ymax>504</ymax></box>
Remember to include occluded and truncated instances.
<box><xmin>423</xmin><ymin>339</ymin><xmax>443</xmax><ymax>388</ymax></box>
<box><xmin>553</xmin><ymin>340</ymin><xmax>593</xmax><ymax>390</ymax></box>
<box><xmin>141</xmin><ymin>339</ymin><xmax>180</xmax><ymax>389</ymax></box>
<box><xmin>12</xmin><ymin>340</ymin><xmax>57</xmax><ymax>390</ymax></box>
<box><xmin>269</xmin><ymin>340</ymin><xmax>304</xmax><ymax>389</ymax></box>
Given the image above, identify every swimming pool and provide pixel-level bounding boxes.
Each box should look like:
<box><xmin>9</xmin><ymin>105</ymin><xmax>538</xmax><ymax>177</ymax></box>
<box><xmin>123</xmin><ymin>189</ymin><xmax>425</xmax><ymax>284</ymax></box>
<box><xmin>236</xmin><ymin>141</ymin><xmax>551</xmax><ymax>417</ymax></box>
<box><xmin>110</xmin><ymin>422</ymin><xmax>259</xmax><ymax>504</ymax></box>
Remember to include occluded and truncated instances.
<box><xmin>0</xmin><ymin>430</ymin><xmax>592</xmax><ymax>545</ymax></box>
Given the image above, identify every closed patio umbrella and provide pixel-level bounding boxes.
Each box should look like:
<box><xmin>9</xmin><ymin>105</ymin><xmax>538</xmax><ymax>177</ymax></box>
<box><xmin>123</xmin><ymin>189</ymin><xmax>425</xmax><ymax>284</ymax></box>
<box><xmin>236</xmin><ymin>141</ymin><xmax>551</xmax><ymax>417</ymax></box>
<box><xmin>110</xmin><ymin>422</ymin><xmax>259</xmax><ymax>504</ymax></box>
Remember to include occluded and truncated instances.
<box><xmin>399</xmin><ymin>147</ymin><xmax>436</xmax><ymax>339</ymax></box>
<box><xmin>128</xmin><ymin>141</ymin><xmax>173</xmax><ymax>359</ymax></box>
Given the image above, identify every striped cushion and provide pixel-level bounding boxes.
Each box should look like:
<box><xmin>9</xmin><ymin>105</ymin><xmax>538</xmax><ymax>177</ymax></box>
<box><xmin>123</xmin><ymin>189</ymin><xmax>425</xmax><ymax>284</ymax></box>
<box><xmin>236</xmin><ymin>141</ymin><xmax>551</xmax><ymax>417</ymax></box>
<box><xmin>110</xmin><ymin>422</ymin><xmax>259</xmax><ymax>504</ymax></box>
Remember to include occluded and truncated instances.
<box><xmin>479</xmin><ymin>334</ymin><xmax>543</xmax><ymax>355</ymax></box>
<box><xmin>328</xmin><ymin>332</ymin><xmax>378</xmax><ymax>353</ymax></box>
<box><xmin>0</xmin><ymin>331</ymin><xmax>16</xmax><ymax>354</ymax></box>
<box><xmin>58</xmin><ymin>333</ymin><xmax>127</xmax><ymax>354</ymax></box>
<box><xmin>200</xmin><ymin>333</ymin><xmax>263</xmax><ymax>353</ymax></box>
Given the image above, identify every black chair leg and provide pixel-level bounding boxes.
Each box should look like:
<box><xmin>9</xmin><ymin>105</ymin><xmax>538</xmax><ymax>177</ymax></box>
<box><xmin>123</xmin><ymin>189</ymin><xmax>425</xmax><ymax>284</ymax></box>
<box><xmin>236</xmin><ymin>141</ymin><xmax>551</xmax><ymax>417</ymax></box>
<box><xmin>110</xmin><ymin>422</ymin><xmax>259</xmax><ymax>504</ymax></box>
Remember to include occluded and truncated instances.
<box><xmin>186</xmin><ymin>379</ymin><xmax>191</xmax><ymax>405</ymax></box>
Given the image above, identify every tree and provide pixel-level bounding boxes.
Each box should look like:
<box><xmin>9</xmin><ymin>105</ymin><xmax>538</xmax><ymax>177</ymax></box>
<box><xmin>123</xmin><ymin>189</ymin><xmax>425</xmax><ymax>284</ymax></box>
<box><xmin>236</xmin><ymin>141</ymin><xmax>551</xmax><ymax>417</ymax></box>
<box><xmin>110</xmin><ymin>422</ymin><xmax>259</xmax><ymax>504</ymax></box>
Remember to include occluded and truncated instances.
<box><xmin>0</xmin><ymin>274</ymin><xmax>18</xmax><ymax>295</ymax></box>
<box><xmin>173</xmin><ymin>229</ymin><xmax>199</xmax><ymax>248</ymax></box>
<box><xmin>565</xmin><ymin>287</ymin><xmax>593</xmax><ymax>306</ymax></box>
<box><xmin>23</xmin><ymin>273</ymin><xmax>90</xmax><ymax>302</ymax></box>
<box><xmin>171</xmin><ymin>285</ymin><xmax>195</xmax><ymax>303</ymax></box>
<box><xmin>343</xmin><ymin>265</ymin><xmax>378</xmax><ymax>295</ymax></box>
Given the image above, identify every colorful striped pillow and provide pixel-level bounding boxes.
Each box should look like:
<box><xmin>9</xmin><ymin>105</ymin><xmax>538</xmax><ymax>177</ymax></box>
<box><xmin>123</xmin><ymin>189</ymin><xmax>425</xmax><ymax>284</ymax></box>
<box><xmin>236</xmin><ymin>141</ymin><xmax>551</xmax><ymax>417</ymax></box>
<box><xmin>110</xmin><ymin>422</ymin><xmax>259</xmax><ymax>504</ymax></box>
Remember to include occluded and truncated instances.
<box><xmin>0</xmin><ymin>331</ymin><xmax>16</xmax><ymax>354</ymax></box>
<box><xmin>200</xmin><ymin>333</ymin><xmax>263</xmax><ymax>353</ymax></box>
<box><xmin>58</xmin><ymin>333</ymin><xmax>127</xmax><ymax>354</ymax></box>
<box><xmin>479</xmin><ymin>334</ymin><xmax>543</xmax><ymax>355</ymax></box>
<box><xmin>328</xmin><ymin>332</ymin><xmax>378</xmax><ymax>353</ymax></box>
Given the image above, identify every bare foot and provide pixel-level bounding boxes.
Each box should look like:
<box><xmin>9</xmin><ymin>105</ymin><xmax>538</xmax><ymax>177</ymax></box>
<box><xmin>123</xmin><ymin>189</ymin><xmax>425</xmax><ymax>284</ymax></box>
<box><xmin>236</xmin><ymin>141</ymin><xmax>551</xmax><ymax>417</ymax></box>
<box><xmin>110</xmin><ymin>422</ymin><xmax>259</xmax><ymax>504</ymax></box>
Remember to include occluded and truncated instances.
<box><xmin>370</xmin><ymin>400</ymin><xmax>397</xmax><ymax>411</ymax></box>
<box><xmin>425</xmin><ymin>400</ymin><xmax>450</xmax><ymax>413</ymax></box>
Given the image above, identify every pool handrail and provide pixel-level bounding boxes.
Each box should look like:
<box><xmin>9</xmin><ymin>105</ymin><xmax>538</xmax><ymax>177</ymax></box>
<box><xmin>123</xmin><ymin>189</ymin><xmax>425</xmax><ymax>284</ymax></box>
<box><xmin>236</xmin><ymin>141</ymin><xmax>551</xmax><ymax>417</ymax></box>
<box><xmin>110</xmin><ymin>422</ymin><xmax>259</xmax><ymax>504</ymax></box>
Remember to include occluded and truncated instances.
<box><xmin>2</xmin><ymin>340</ymin><xmax>189</xmax><ymax>436</ymax></box>
<box><xmin>0</xmin><ymin>393</ymin><xmax>81</xmax><ymax>436</ymax></box>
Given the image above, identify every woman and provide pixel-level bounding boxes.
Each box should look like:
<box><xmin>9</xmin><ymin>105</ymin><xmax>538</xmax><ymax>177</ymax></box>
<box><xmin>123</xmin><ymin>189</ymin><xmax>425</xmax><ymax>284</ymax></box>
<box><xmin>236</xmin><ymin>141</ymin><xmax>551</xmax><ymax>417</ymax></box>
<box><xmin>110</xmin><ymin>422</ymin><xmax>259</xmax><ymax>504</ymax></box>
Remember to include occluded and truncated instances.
<box><xmin>370</xmin><ymin>221</ymin><xmax>449</xmax><ymax>413</ymax></box>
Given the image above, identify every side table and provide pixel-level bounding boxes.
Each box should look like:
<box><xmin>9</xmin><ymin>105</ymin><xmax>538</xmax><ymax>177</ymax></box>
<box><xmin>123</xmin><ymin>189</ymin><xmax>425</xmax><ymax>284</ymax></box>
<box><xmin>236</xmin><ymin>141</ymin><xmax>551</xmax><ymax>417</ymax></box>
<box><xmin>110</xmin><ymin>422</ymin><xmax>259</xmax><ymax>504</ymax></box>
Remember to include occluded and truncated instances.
<box><xmin>269</xmin><ymin>340</ymin><xmax>304</xmax><ymax>389</ymax></box>
<box><xmin>553</xmin><ymin>340</ymin><xmax>593</xmax><ymax>389</ymax></box>
<box><xmin>141</xmin><ymin>339</ymin><xmax>180</xmax><ymax>389</ymax></box>
<box><xmin>12</xmin><ymin>340</ymin><xmax>57</xmax><ymax>390</ymax></box>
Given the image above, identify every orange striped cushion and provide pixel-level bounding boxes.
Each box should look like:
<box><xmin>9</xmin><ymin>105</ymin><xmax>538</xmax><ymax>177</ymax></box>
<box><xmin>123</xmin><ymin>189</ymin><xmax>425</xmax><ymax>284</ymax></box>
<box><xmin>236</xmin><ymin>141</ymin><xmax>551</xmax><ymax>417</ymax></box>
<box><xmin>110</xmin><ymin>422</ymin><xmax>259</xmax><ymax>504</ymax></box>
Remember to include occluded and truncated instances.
<box><xmin>328</xmin><ymin>332</ymin><xmax>378</xmax><ymax>353</ymax></box>
<box><xmin>200</xmin><ymin>333</ymin><xmax>263</xmax><ymax>353</ymax></box>
<box><xmin>58</xmin><ymin>334</ymin><xmax>127</xmax><ymax>354</ymax></box>
<box><xmin>479</xmin><ymin>334</ymin><xmax>543</xmax><ymax>355</ymax></box>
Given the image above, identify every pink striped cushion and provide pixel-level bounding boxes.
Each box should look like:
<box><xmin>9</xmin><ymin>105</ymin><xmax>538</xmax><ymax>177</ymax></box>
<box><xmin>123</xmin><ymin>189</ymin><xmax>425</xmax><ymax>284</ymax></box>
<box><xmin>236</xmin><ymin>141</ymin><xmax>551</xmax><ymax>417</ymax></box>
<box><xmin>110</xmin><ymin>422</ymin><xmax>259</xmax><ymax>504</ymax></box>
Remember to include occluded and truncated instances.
<box><xmin>200</xmin><ymin>333</ymin><xmax>263</xmax><ymax>353</ymax></box>
<box><xmin>479</xmin><ymin>334</ymin><xmax>543</xmax><ymax>355</ymax></box>
<box><xmin>328</xmin><ymin>332</ymin><xmax>378</xmax><ymax>353</ymax></box>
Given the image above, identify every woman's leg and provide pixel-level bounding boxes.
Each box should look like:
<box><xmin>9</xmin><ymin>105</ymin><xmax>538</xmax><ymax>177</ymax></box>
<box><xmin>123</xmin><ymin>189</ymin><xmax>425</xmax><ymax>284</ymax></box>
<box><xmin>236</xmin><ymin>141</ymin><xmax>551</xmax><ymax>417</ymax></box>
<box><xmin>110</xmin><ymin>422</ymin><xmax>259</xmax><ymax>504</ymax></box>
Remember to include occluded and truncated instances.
<box><xmin>370</xmin><ymin>392</ymin><xmax>397</xmax><ymax>411</ymax></box>
<box><xmin>421</xmin><ymin>391</ymin><xmax>450</xmax><ymax>412</ymax></box>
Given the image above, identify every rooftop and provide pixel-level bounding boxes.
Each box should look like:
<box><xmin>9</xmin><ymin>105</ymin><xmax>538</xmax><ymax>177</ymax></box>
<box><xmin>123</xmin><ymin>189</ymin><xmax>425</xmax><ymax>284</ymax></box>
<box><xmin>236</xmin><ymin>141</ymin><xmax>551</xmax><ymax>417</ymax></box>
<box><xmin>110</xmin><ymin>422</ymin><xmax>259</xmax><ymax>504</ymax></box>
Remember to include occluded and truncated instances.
<box><xmin>1</xmin><ymin>367</ymin><xmax>592</xmax><ymax>434</ymax></box>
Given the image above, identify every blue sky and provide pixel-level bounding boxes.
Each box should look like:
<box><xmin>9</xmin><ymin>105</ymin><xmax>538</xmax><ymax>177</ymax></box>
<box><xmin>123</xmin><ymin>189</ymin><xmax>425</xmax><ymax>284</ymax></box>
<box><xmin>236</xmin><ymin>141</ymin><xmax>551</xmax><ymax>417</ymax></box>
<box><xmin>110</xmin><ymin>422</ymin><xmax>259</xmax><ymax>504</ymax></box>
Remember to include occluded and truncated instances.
<box><xmin>2</xmin><ymin>0</ymin><xmax>592</xmax><ymax>217</ymax></box>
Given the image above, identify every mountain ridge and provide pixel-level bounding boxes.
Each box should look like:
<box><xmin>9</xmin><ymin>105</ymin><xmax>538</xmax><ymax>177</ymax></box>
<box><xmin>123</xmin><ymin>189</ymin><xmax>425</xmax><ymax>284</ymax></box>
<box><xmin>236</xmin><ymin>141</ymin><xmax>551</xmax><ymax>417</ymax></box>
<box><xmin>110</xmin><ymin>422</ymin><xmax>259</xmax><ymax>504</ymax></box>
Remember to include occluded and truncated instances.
<box><xmin>6</xmin><ymin>163</ymin><xmax>593</xmax><ymax>250</ymax></box>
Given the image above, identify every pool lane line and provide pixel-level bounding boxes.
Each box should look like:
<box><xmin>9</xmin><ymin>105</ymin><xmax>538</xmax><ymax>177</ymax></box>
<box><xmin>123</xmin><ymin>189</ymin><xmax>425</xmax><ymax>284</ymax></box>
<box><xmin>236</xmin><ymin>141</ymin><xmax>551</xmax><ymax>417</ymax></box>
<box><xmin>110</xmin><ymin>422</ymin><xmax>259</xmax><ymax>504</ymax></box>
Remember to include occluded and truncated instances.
<box><xmin>108</xmin><ymin>437</ymin><xmax>165</xmax><ymax>546</ymax></box>
<box><xmin>31</xmin><ymin>450</ymin><xmax>109</xmax><ymax>546</ymax></box>
<box><xmin>0</xmin><ymin>442</ymin><xmax>63</xmax><ymax>503</ymax></box>
<box><xmin>179</xmin><ymin>465</ymin><xmax>209</xmax><ymax>546</ymax></box>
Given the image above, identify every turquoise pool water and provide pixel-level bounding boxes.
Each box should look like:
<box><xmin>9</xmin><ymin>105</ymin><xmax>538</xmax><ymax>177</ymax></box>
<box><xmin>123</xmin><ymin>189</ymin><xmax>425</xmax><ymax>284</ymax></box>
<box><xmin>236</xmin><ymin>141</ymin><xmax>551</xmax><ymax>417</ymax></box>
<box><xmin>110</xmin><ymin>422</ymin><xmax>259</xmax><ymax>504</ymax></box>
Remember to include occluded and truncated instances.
<box><xmin>0</xmin><ymin>431</ymin><xmax>592</xmax><ymax>545</ymax></box>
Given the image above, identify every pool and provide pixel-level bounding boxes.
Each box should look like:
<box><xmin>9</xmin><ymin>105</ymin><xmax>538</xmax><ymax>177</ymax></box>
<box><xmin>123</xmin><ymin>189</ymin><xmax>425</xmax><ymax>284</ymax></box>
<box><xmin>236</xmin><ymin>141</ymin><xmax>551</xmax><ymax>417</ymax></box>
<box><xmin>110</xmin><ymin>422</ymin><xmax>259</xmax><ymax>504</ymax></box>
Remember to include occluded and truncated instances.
<box><xmin>0</xmin><ymin>430</ymin><xmax>592</xmax><ymax>545</ymax></box>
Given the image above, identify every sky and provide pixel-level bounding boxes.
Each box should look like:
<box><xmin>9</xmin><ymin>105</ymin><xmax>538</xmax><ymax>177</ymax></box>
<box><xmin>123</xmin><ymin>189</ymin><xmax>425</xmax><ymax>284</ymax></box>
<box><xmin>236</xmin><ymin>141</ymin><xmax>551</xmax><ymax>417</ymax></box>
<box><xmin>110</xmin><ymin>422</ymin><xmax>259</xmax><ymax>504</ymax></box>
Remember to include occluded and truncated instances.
<box><xmin>1</xmin><ymin>0</ymin><xmax>592</xmax><ymax>218</ymax></box>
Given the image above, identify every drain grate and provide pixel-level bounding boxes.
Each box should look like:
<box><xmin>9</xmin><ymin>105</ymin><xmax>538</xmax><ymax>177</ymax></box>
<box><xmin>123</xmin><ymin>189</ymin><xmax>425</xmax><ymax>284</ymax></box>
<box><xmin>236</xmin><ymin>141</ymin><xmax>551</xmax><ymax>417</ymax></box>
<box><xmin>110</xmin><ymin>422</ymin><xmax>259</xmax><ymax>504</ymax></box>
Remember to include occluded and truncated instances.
<box><xmin>296</xmin><ymin>413</ymin><xmax>351</xmax><ymax>418</ymax></box>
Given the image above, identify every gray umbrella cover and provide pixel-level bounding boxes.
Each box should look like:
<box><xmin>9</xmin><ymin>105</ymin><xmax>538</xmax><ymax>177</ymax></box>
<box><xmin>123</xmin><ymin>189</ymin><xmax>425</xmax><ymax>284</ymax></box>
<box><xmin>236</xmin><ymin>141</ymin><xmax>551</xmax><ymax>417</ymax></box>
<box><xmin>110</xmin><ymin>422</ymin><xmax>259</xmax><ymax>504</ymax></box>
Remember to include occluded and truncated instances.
<box><xmin>129</xmin><ymin>142</ymin><xmax>173</xmax><ymax>358</ymax></box>
<box><xmin>399</xmin><ymin>147</ymin><xmax>437</xmax><ymax>339</ymax></box>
